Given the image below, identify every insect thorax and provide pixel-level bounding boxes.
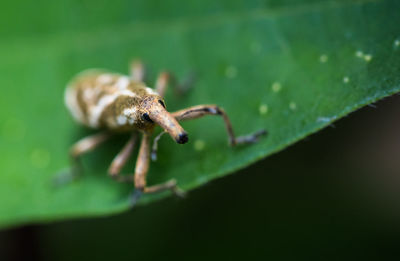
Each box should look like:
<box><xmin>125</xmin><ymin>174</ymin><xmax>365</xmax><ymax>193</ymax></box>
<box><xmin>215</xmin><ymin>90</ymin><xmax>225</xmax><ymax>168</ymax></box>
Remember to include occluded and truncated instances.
<box><xmin>65</xmin><ymin>70</ymin><xmax>160</xmax><ymax>132</ymax></box>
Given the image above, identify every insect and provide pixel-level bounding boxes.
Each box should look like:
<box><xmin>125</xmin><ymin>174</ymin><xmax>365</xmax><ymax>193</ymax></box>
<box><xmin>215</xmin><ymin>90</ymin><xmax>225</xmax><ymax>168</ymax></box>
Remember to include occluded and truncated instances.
<box><xmin>64</xmin><ymin>60</ymin><xmax>266</xmax><ymax>203</ymax></box>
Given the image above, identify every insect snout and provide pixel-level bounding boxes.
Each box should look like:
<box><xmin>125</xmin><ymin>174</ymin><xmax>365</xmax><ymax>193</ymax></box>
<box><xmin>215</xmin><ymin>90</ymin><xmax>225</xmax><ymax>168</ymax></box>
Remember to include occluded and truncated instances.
<box><xmin>145</xmin><ymin>98</ymin><xmax>188</xmax><ymax>145</ymax></box>
<box><xmin>176</xmin><ymin>132</ymin><xmax>188</xmax><ymax>144</ymax></box>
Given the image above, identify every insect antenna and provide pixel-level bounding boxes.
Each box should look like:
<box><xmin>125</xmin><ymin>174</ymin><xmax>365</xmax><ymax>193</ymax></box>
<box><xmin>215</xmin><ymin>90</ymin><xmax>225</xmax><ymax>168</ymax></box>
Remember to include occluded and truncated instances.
<box><xmin>151</xmin><ymin>131</ymin><xmax>167</xmax><ymax>161</ymax></box>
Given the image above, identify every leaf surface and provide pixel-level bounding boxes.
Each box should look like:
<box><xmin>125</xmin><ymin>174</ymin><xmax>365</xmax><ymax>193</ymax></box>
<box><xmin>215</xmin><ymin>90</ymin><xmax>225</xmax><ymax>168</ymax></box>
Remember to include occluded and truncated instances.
<box><xmin>1</xmin><ymin>0</ymin><xmax>399</xmax><ymax>228</ymax></box>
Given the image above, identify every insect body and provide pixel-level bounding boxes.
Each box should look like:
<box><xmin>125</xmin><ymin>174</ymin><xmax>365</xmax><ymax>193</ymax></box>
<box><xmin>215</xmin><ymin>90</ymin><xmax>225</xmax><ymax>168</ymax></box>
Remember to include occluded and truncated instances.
<box><xmin>65</xmin><ymin>61</ymin><xmax>266</xmax><ymax>203</ymax></box>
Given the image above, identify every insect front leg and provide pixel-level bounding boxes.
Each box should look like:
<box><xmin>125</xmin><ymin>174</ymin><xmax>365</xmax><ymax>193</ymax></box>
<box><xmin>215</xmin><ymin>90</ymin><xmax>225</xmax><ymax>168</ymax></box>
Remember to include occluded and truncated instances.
<box><xmin>108</xmin><ymin>132</ymin><xmax>138</xmax><ymax>183</ymax></box>
<box><xmin>171</xmin><ymin>105</ymin><xmax>267</xmax><ymax>146</ymax></box>
<box><xmin>132</xmin><ymin>132</ymin><xmax>184</xmax><ymax>204</ymax></box>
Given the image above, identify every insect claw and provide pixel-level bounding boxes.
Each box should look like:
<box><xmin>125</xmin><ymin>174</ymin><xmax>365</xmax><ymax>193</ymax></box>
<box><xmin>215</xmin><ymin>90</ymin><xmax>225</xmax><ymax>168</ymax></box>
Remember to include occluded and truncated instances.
<box><xmin>172</xmin><ymin>186</ymin><xmax>186</xmax><ymax>198</ymax></box>
<box><xmin>52</xmin><ymin>166</ymin><xmax>82</xmax><ymax>187</ymax></box>
<box><xmin>151</xmin><ymin>151</ymin><xmax>157</xmax><ymax>162</ymax></box>
<box><xmin>177</xmin><ymin>72</ymin><xmax>196</xmax><ymax>96</ymax></box>
<box><xmin>234</xmin><ymin>129</ymin><xmax>268</xmax><ymax>145</ymax></box>
<box><xmin>252</xmin><ymin>129</ymin><xmax>268</xmax><ymax>140</ymax></box>
<box><xmin>129</xmin><ymin>189</ymin><xmax>143</xmax><ymax>209</ymax></box>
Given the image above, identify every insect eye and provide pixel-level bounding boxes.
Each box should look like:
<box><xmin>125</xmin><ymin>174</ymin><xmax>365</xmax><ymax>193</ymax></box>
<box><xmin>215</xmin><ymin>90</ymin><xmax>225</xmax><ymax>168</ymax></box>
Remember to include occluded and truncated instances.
<box><xmin>142</xmin><ymin>113</ymin><xmax>154</xmax><ymax>123</ymax></box>
<box><xmin>158</xmin><ymin>99</ymin><xmax>166</xmax><ymax>108</ymax></box>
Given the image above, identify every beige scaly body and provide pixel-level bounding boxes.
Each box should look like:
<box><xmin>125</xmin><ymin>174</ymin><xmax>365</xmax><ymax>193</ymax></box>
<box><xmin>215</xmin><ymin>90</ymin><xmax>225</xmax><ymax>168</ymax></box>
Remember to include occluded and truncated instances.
<box><xmin>64</xmin><ymin>61</ymin><xmax>266</xmax><ymax>206</ymax></box>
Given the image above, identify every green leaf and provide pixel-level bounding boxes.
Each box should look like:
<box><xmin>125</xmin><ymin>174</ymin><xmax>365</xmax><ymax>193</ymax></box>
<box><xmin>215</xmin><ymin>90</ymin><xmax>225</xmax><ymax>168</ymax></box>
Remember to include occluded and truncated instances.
<box><xmin>1</xmin><ymin>0</ymin><xmax>399</xmax><ymax>228</ymax></box>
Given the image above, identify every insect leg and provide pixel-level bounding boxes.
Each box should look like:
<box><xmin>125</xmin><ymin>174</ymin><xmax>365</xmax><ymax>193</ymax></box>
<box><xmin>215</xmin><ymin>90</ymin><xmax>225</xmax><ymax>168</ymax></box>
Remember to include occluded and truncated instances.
<box><xmin>108</xmin><ymin>132</ymin><xmax>138</xmax><ymax>183</ymax></box>
<box><xmin>133</xmin><ymin>132</ymin><xmax>185</xmax><ymax>197</ymax></box>
<box><xmin>133</xmin><ymin>132</ymin><xmax>152</xmax><ymax>190</ymax></box>
<box><xmin>143</xmin><ymin>179</ymin><xmax>185</xmax><ymax>197</ymax></box>
<box><xmin>155</xmin><ymin>72</ymin><xmax>170</xmax><ymax>98</ymax></box>
<box><xmin>155</xmin><ymin>71</ymin><xmax>195</xmax><ymax>98</ymax></box>
<box><xmin>130</xmin><ymin>60</ymin><xmax>146</xmax><ymax>82</ymax></box>
<box><xmin>70</xmin><ymin>131</ymin><xmax>111</xmax><ymax>159</ymax></box>
<box><xmin>171</xmin><ymin>105</ymin><xmax>267</xmax><ymax>146</ymax></box>
<box><xmin>70</xmin><ymin>131</ymin><xmax>112</xmax><ymax>174</ymax></box>
<box><xmin>54</xmin><ymin>131</ymin><xmax>112</xmax><ymax>185</ymax></box>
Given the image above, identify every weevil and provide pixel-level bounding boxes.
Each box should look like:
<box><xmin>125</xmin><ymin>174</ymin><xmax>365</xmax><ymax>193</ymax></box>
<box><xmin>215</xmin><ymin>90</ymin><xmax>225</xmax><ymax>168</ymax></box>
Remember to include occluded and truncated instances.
<box><xmin>64</xmin><ymin>61</ymin><xmax>266</xmax><ymax>203</ymax></box>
